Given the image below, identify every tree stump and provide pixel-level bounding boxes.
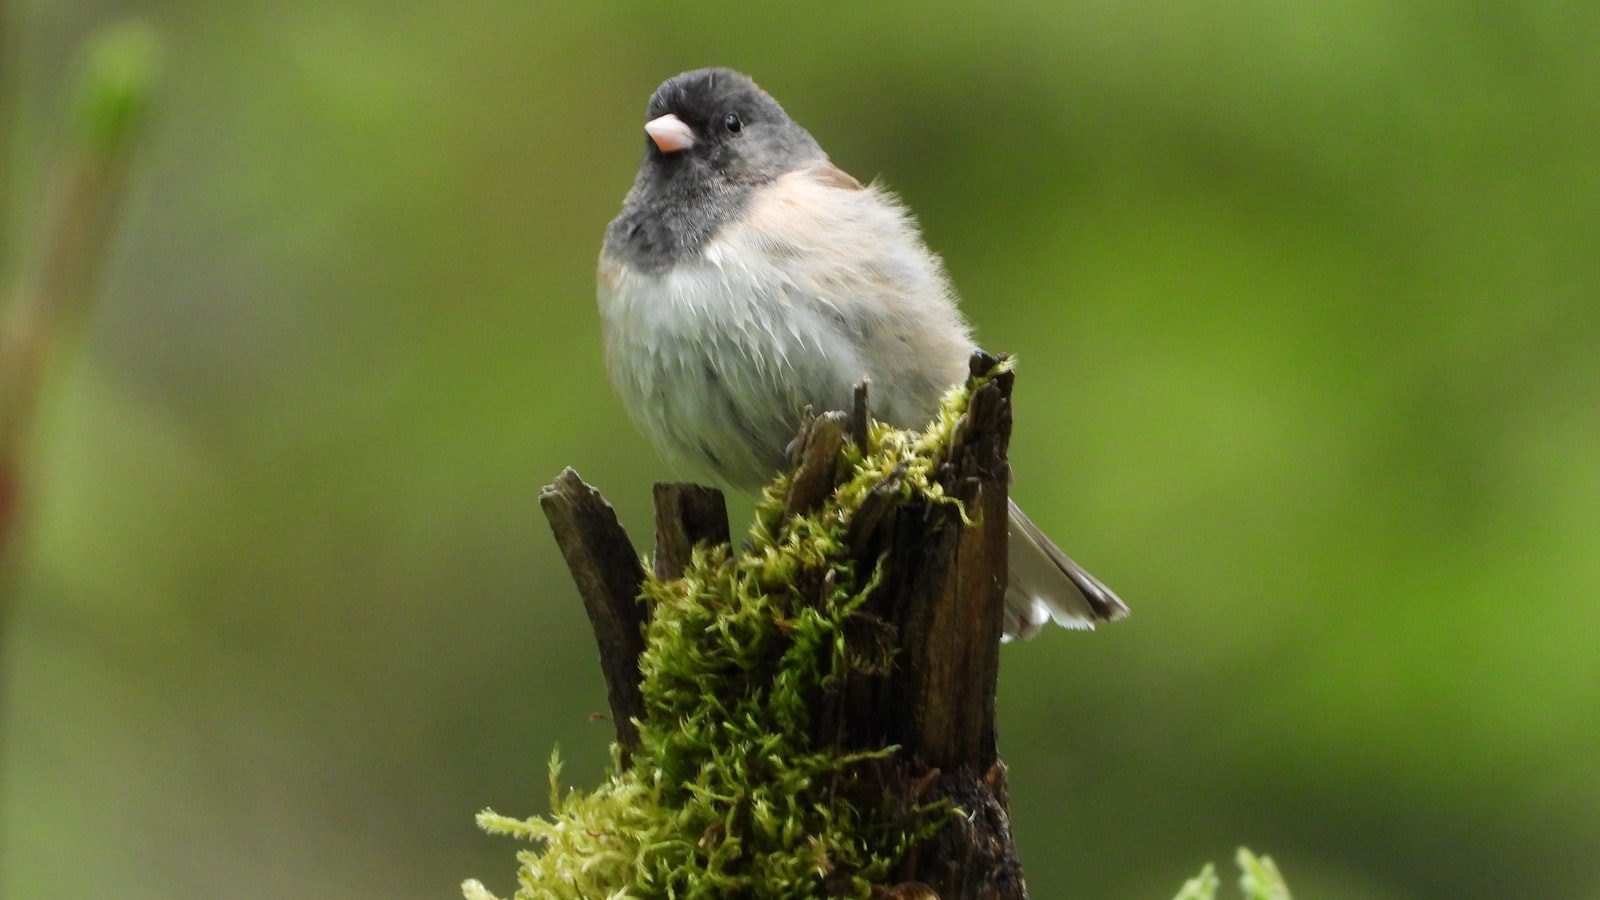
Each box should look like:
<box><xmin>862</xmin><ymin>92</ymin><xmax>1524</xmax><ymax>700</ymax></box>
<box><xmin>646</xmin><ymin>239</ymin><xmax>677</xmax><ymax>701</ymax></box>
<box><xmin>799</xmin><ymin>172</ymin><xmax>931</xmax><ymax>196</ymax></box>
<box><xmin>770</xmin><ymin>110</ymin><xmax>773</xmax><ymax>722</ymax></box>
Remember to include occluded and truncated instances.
<box><xmin>538</xmin><ymin>352</ymin><xmax>1026</xmax><ymax>898</ymax></box>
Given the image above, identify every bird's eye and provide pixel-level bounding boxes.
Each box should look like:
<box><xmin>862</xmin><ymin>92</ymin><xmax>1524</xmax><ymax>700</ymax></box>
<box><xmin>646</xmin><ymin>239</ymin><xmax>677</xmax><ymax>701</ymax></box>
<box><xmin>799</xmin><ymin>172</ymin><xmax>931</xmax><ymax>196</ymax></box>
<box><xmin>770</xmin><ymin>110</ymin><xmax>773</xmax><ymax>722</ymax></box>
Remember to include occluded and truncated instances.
<box><xmin>724</xmin><ymin>113</ymin><xmax>742</xmax><ymax>133</ymax></box>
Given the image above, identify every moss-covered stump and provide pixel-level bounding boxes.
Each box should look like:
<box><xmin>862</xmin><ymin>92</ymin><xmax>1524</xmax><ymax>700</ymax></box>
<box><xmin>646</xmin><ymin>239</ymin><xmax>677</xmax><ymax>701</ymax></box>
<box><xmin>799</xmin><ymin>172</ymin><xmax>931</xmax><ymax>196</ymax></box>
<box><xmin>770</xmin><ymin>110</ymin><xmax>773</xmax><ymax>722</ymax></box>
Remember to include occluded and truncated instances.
<box><xmin>469</xmin><ymin>353</ymin><xmax>1027</xmax><ymax>899</ymax></box>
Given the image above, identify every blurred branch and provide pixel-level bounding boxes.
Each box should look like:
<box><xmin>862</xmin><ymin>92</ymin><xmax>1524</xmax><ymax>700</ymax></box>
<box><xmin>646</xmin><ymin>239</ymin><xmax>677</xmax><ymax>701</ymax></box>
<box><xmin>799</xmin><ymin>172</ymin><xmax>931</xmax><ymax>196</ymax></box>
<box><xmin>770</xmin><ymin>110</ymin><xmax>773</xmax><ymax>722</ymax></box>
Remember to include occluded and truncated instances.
<box><xmin>0</xmin><ymin>21</ymin><xmax>160</xmax><ymax>593</ymax></box>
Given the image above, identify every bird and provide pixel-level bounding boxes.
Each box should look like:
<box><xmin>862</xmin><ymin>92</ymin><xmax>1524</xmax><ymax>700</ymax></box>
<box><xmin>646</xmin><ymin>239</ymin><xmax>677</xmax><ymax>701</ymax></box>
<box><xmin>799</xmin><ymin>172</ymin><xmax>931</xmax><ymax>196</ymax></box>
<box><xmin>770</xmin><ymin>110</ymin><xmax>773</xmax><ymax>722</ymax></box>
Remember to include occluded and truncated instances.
<box><xmin>597</xmin><ymin>67</ymin><xmax>1128</xmax><ymax>639</ymax></box>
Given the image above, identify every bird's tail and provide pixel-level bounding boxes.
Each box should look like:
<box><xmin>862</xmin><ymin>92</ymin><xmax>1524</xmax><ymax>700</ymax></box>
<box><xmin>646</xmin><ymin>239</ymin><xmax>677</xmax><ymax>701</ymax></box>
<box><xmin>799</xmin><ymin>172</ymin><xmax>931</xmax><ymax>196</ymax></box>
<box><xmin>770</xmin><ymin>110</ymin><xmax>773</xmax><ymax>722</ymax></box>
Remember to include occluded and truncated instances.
<box><xmin>1003</xmin><ymin>499</ymin><xmax>1129</xmax><ymax>640</ymax></box>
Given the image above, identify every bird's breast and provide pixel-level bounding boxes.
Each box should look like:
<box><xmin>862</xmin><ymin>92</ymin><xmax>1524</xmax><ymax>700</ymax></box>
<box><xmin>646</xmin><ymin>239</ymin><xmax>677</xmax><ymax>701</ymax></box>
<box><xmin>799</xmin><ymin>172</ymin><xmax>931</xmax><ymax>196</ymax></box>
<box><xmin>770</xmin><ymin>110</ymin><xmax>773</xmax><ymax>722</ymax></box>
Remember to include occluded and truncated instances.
<box><xmin>596</xmin><ymin>171</ymin><xmax>974</xmax><ymax>487</ymax></box>
<box><xmin>598</xmin><ymin>232</ymin><xmax>862</xmax><ymax>489</ymax></box>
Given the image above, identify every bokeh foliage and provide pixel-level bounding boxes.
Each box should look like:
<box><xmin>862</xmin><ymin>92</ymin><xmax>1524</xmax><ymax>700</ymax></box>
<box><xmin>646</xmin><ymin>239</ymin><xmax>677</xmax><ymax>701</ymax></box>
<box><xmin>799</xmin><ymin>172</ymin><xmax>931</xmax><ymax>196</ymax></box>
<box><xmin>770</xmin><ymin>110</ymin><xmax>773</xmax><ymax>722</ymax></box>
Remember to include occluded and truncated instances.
<box><xmin>2</xmin><ymin>2</ymin><xmax>1597</xmax><ymax>898</ymax></box>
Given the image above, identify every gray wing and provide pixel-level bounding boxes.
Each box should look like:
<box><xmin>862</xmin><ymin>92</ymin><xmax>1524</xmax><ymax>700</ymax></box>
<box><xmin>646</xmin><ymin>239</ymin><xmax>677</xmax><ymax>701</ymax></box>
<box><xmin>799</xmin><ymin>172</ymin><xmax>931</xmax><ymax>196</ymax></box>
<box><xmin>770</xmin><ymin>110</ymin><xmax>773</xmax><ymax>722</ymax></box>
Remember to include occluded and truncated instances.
<box><xmin>1004</xmin><ymin>498</ymin><xmax>1129</xmax><ymax>639</ymax></box>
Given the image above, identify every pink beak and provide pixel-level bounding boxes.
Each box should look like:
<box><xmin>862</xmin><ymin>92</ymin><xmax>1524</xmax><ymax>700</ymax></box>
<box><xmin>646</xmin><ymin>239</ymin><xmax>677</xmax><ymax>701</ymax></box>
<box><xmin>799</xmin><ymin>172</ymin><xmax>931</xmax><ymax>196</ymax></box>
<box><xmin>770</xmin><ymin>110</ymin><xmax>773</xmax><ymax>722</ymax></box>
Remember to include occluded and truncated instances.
<box><xmin>644</xmin><ymin>113</ymin><xmax>696</xmax><ymax>153</ymax></box>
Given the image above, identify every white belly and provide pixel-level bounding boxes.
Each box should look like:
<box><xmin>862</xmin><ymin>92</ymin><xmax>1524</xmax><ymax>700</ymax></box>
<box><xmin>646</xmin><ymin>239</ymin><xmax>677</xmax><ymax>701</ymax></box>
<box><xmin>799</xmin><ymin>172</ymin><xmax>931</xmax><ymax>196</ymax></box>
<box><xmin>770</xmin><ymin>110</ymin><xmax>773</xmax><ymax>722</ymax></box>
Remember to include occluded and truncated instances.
<box><xmin>599</xmin><ymin>237</ymin><xmax>864</xmax><ymax>489</ymax></box>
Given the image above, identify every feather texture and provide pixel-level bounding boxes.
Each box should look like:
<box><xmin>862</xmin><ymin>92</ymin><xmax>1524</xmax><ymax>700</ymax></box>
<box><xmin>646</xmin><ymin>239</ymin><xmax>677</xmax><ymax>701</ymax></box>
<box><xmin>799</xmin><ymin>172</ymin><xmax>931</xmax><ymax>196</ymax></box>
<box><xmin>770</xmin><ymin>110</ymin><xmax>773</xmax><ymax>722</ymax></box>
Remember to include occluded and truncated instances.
<box><xmin>600</xmin><ymin>166</ymin><xmax>1126</xmax><ymax>637</ymax></box>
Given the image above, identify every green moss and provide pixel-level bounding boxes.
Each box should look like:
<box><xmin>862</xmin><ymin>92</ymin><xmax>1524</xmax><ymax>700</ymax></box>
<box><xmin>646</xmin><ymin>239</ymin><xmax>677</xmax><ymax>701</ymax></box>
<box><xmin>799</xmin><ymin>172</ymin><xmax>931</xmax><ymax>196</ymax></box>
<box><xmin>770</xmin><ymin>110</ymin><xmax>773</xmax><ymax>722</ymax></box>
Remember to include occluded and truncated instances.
<box><xmin>465</xmin><ymin>366</ymin><xmax>1008</xmax><ymax>900</ymax></box>
<box><xmin>1173</xmin><ymin>849</ymin><xmax>1293</xmax><ymax>900</ymax></box>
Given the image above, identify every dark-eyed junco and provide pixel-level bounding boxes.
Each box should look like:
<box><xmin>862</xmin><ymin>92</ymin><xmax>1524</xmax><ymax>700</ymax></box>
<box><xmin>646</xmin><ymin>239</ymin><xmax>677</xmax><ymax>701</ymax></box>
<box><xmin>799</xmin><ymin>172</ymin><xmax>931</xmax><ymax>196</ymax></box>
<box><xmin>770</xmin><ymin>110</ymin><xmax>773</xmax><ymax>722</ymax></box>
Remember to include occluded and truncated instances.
<box><xmin>597</xmin><ymin>68</ymin><xmax>1128</xmax><ymax>639</ymax></box>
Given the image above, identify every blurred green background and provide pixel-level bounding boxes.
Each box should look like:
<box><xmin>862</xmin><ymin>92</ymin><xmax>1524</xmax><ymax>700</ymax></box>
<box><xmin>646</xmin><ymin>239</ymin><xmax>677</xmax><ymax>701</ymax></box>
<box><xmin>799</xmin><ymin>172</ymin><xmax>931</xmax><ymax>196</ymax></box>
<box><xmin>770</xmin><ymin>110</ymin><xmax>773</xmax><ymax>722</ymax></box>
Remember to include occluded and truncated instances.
<box><xmin>3</xmin><ymin>2</ymin><xmax>1598</xmax><ymax>897</ymax></box>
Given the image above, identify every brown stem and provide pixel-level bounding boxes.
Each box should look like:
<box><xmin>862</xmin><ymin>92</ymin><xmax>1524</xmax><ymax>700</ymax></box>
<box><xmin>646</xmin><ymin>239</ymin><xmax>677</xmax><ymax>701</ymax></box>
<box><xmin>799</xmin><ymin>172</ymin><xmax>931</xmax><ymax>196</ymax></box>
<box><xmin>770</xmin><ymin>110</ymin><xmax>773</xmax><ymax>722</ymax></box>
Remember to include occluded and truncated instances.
<box><xmin>849</xmin><ymin>379</ymin><xmax>871</xmax><ymax>448</ymax></box>
<box><xmin>1</xmin><ymin>20</ymin><xmax>158</xmax><ymax>576</ymax></box>
<box><xmin>0</xmin><ymin>152</ymin><xmax>129</xmax><ymax>578</ymax></box>
<box><xmin>651</xmin><ymin>483</ymin><xmax>728</xmax><ymax>581</ymax></box>
<box><xmin>785</xmin><ymin>410</ymin><xmax>848</xmax><ymax>518</ymax></box>
<box><xmin>538</xmin><ymin>468</ymin><xmax>649</xmax><ymax>753</ymax></box>
<box><xmin>897</xmin><ymin>355</ymin><xmax>1012</xmax><ymax>769</ymax></box>
<box><xmin>831</xmin><ymin>352</ymin><xmax>1026</xmax><ymax>895</ymax></box>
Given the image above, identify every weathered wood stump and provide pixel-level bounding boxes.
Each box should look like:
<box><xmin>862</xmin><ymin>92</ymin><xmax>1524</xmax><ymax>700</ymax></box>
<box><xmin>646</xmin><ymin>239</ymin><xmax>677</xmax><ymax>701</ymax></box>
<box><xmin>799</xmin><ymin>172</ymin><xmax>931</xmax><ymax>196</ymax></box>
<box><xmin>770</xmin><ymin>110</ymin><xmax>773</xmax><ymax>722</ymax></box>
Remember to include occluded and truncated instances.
<box><xmin>538</xmin><ymin>352</ymin><xmax>1026</xmax><ymax>898</ymax></box>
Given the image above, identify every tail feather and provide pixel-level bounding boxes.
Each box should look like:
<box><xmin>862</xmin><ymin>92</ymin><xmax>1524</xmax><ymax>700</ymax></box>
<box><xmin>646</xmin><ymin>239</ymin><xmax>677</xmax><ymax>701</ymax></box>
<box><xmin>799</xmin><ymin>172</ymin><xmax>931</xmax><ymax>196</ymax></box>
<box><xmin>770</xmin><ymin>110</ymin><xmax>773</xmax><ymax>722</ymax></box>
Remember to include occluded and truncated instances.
<box><xmin>1004</xmin><ymin>499</ymin><xmax>1129</xmax><ymax>640</ymax></box>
